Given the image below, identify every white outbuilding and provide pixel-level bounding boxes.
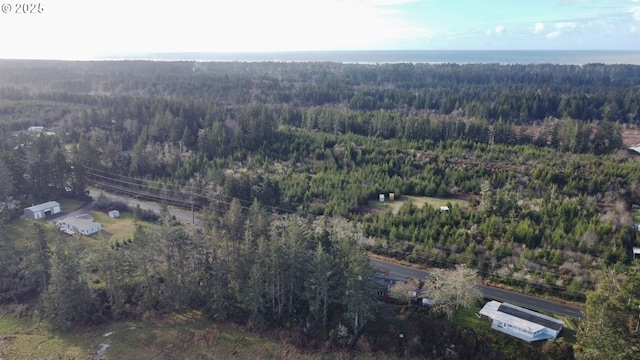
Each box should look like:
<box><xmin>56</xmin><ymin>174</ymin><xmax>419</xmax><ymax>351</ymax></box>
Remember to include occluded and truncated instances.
<box><xmin>24</xmin><ymin>201</ymin><xmax>61</xmax><ymax>220</ymax></box>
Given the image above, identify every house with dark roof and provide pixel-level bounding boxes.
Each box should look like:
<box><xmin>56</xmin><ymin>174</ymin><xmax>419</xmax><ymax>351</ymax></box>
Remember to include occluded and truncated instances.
<box><xmin>479</xmin><ymin>300</ymin><xmax>564</xmax><ymax>342</ymax></box>
<box><xmin>628</xmin><ymin>146</ymin><xmax>640</xmax><ymax>155</ymax></box>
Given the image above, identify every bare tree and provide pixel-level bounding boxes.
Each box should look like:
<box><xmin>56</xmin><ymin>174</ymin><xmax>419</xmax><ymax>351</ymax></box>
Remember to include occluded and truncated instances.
<box><xmin>389</xmin><ymin>278</ymin><xmax>420</xmax><ymax>306</ymax></box>
<box><xmin>423</xmin><ymin>264</ymin><xmax>483</xmax><ymax>319</ymax></box>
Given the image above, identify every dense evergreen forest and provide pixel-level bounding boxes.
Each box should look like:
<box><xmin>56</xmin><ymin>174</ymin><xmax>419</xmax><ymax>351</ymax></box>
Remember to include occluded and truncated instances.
<box><xmin>1</xmin><ymin>60</ymin><xmax>640</xmax><ymax>359</ymax></box>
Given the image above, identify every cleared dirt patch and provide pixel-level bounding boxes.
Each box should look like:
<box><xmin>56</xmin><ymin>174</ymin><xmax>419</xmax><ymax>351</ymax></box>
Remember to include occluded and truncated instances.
<box><xmin>623</xmin><ymin>127</ymin><xmax>640</xmax><ymax>147</ymax></box>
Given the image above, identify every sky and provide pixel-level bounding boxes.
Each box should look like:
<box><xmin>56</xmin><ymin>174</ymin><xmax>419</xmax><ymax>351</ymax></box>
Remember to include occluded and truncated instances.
<box><xmin>1</xmin><ymin>0</ymin><xmax>639</xmax><ymax>59</ymax></box>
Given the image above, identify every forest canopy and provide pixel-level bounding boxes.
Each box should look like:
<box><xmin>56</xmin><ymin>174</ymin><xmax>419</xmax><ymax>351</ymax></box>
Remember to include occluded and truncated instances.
<box><xmin>0</xmin><ymin>59</ymin><xmax>639</xmax><ymax>324</ymax></box>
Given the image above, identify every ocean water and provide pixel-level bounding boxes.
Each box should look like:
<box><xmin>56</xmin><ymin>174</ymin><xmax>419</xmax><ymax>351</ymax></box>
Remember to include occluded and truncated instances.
<box><xmin>120</xmin><ymin>50</ymin><xmax>640</xmax><ymax>65</ymax></box>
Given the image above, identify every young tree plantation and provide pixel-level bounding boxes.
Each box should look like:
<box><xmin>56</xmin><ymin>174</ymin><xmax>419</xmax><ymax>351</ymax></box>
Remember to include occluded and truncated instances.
<box><xmin>1</xmin><ymin>60</ymin><xmax>640</xmax><ymax>359</ymax></box>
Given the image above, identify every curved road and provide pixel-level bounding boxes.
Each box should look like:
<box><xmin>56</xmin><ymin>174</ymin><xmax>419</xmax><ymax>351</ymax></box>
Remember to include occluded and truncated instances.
<box><xmin>369</xmin><ymin>258</ymin><xmax>584</xmax><ymax>319</ymax></box>
<box><xmin>87</xmin><ymin>188</ymin><xmax>583</xmax><ymax>319</ymax></box>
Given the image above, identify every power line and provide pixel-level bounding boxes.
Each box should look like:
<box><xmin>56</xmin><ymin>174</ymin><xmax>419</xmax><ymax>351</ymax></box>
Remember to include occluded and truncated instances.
<box><xmin>7</xmin><ymin>146</ymin><xmax>601</xmax><ymax>296</ymax></box>
<box><xmin>83</xmin><ymin>165</ymin><xmax>588</xmax><ymax>297</ymax></box>
<box><xmin>84</xmin><ymin>164</ymin><xmax>304</xmax><ymax>215</ymax></box>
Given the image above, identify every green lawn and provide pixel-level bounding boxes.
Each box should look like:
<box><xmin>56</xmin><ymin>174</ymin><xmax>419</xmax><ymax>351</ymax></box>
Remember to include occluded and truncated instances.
<box><xmin>89</xmin><ymin>210</ymin><xmax>142</xmax><ymax>244</ymax></box>
<box><xmin>449</xmin><ymin>306</ymin><xmax>491</xmax><ymax>330</ymax></box>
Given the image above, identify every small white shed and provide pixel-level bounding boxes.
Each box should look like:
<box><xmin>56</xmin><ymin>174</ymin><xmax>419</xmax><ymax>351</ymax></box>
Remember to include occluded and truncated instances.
<box><xmin>108</xmin><ymin>210</ymin><xmax>120</xmax><ymax>218</ymax></box>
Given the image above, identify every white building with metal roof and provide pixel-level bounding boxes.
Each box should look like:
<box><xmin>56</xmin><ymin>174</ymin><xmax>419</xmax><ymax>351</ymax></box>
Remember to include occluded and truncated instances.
<box><xmin>58</xmin><ymin>216</ymin><xmax>101</xmax><ymax>236</ymax></box>
<box><xmin>24</xmin><ymin>201</ymin><xmax>61</xmax><ymax>220</ymax></box>
<box><xmin>479</xmin><ymin>300</ymin><xmax>564</xmax><ymax>342</ymax></box>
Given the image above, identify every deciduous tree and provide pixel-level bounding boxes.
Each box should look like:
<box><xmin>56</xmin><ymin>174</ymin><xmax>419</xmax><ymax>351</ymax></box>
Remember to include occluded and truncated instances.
<box><xmin>423</xmin><ymin>264</ymin><xmax>483</xmax><ymax>319</ymax></box>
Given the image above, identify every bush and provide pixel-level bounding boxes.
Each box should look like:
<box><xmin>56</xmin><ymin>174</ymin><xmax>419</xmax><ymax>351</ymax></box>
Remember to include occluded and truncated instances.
<box><xmin>94</xmin><ymin>192</ymin><xmax>128</xmax><ymax>212</ymax></box>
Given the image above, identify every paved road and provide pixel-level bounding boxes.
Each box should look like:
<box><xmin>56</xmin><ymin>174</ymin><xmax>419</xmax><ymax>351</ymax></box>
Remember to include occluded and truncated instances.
<box><xmin>88</xmin><ymin>188</ymin><xmax>201</xmax><ymax>224</ymax></box>
<box><xmin>369</xmin><ymin>257</ymin><xmax>584</xmax><ymax>319</ymax></box>
<box><xmin>87</xmin><ymin>188</ymin><xmax>583</xmax><ymax>319</ymax></box>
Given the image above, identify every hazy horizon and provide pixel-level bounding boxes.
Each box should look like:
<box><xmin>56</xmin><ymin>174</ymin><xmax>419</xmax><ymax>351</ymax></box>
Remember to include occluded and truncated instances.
<box><xmin>88</xmin><ymin>49</ymin><xmax>640</xmax><ymax>66</ymax></box>
<box><xmin>2</xmin><ymin>0</ymin><xmax>640</xmax><ymax>61</ymax></box>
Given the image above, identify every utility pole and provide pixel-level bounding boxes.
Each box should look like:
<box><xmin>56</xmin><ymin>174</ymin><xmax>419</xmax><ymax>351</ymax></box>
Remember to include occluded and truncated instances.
<box><xmin>190</xmin><ymin>180</ymin><xmax>195</xmax><ymax>224</ymax></box>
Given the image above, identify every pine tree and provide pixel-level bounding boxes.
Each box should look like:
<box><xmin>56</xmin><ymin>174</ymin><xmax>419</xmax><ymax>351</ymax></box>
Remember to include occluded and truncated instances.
<box><xmin>306</xmin><ymin>242</ymin><xmax>334</xmax><ymax>330</ymax></box>
<box><xmin>577</xmin><ymin>267</ymin><xmax>640</xmax><ymax>359</ymax></box>
<box><xmin>29</xmin><ymin>223</ymin><xmax>51</xmax><ymax>292</ymax></box>
<box><xmin>40</xmin><ymin>239</ymin><xmax>92</xmax><ymax>330</ymax></box>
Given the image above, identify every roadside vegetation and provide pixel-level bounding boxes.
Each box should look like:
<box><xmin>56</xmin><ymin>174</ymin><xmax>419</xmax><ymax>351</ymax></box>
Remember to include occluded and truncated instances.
<box><xmin>1</xmin><ymin>60</ymin><xmax>640</xmax><ymax>358</ymax></box>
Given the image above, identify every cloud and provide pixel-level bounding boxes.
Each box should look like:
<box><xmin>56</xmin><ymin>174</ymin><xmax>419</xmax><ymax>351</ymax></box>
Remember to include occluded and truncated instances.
<box><xmin>630</xmin><ymin>6</ymin><xmax>640</xmax><ymax>20</ymax></box>
<box><xmin>486</xmin><ymin>25</ymin><xmax>505</xmax><ymax>36</ymax></box>
<box><xmin>533</xmin><ymin>22</ymin><xmax>545</xmax><ymax>34</ymax></box>
<box><xmin>546</xmin><ymin>22</ymin><xmax>577</xmax><ymax>39</ymax></box>
<box><xmin>556</xmin><ymin>22</ymin><xmax>577</xmax><ymax>29</ymax></box>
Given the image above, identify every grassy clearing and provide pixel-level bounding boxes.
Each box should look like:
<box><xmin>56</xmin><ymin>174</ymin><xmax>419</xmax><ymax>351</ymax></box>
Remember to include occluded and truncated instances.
<box><xmin>634</xmin><ymin>210</ymin><xmax>640</xmax><ymax>224</ymax></box>
<box><xmin>58</xmin><ymin>198</ymin><xmax>86</xmax><ymax>212</ymax></box>
<box><xmin>374</xmin><ymin>195</ymin><xmax>468</xmax><ymax>215</ymax></box>
<box><xmin>449</xmin><ymin>306</ymin><xmax>491</xmax><ymax>331</ymax></box>
<box><xmin>4</xmin><ymin>217</ymin><xmax>31</xmax><ymax>240</ymax></box>
<box><xmin>0</xmin><ymin>311</ymin><xmax>341</xmax><ymax>360</ymax></box>
<box><xmin>404</xmin><ymin>195</ymin><xmax>467</xmax><ymax>210</ymax></box>
<box><xmin>4</xmin><ymin>218</ymin><xmax>34</xmax><ymax>250</ymax></box>
<box><xmin>90</xmin><ymin>210</ymin><xmax>139</xmax><ymax>244</ymax></box>
<box><xmin>5</xmin><ymin>207</ymin><xmax>146</xmax><ymax>253</ymax></box>
<box><xmin>0</xmin><ymin>314</ymin><xmax>88</xmax><ymax>359</ymax></box>
<box><xmin>0</xmin><ymin>313</ymin><xmax>35</xmax><ymax>333</ymax></box>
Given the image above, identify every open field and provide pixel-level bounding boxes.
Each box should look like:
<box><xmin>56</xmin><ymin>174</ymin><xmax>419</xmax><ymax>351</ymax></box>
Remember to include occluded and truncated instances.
<box><xmin>0</xmin><ymin>302</ymin><xmax>578</xmax><ymax>360</ymax></box>
<box><xmin>400</xmin><ymin>195</ymin><xmax>468</xmax><ymax>212</ymax></box>
<box><xmin>0</xmin><ymin>310</ymin><xmax>371</xmax><ymax>360</ymax></box>
<box><xmin>89</xmin><ymin>210</ymin><xmax>140</xmax><ymax>244</ymax></box>
<box><xmin>367</xmin><ymin>195</ymin><xmax>469</xmax><ymax>215</ymax></box>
